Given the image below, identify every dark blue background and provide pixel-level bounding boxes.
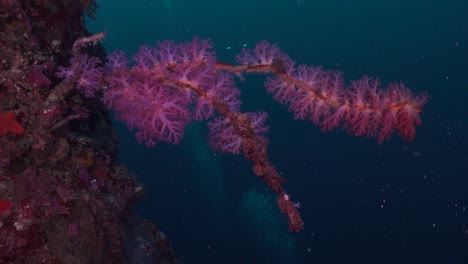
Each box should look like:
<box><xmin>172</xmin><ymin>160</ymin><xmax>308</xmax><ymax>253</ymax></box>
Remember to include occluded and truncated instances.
<box><xmin>87</xmin><ymin>0</ymin><xmax>468</xmax><ymax>263</ymax></box>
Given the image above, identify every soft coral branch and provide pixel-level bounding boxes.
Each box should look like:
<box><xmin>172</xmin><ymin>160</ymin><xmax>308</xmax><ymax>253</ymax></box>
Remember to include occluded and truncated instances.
<box><xmin>58</xmin><ymin>33</ymin><xmax>428</xmax><ymax>233</ymax></box>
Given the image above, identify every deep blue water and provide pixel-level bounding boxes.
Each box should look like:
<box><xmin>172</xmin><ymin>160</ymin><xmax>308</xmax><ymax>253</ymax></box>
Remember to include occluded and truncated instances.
<box><xmin>87</xmin><ymin>0</ymin><xmax>468</xmax><ymax>263</ymax></box>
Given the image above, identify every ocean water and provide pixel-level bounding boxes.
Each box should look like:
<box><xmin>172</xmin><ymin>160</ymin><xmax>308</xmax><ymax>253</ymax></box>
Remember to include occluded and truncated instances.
<box><xmin>87</xmin><ymin>0</ymin><xmax>468</xmax><ymax>263</ymax></box>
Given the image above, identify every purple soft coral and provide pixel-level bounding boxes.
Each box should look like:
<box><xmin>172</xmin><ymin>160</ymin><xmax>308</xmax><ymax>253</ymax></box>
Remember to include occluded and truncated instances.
<box><xmin>56</xmin><ymin>54</ymin><xmax>104</xmax><ymax>97</ymax></box>
<box><xmin>207</xmin><ymin>112</ymin><xmax>269</xmax><ymax>154</ymax></box>
<box><xmin>54</xmin><ymin>34</ymin><xmax>428</xmax><ymax>233</ymax></box>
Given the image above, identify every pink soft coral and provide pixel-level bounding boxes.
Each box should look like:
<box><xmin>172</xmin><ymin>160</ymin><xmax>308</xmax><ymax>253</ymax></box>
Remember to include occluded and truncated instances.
<box><xmin>103</xmin><ymin>72</ymin><xmax>191</xmax><ymax>147</ymax></box>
